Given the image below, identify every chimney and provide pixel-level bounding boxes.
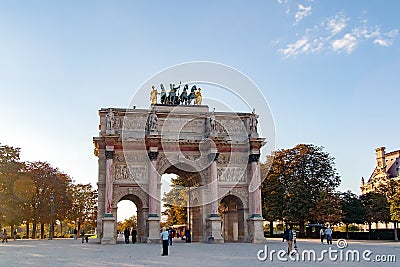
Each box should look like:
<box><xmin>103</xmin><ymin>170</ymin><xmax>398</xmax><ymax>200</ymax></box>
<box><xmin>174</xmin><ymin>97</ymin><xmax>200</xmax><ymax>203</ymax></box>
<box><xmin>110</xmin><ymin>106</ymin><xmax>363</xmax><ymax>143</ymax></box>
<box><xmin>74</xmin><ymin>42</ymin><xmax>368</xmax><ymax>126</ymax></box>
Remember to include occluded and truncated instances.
<box><xmin>375</xmin><ymin>147</ymin><xmax>386</xmax><ymax>170</ymax></box>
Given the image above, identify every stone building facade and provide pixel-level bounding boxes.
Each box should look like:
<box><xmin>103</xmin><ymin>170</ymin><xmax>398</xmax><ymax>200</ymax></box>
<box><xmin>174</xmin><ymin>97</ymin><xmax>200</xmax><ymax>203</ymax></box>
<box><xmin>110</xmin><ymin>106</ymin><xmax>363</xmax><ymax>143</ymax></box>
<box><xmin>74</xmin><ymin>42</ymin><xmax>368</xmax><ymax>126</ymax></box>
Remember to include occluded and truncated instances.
<box><xmin>360</xmin><ymin>147</ymin><xmax>400</xmax><ymax>230</ymax></box>
<box><xmin>361</xmin><ymin>147</ymin><xmax>400</xmax><ymax>194</ymax></box>
<box><xmin>93</xmin><ymin>105</ymin><xmax>266</xmax><ymax>244</ymax></box>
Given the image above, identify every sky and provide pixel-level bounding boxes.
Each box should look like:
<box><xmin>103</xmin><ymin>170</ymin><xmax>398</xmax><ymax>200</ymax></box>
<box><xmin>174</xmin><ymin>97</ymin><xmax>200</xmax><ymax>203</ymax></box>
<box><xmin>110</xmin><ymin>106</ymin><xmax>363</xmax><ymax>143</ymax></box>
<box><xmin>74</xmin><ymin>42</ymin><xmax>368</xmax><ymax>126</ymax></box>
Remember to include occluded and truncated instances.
<box><xmin>1</xmin><ymin>1</ymin><xmax>399</xmax><ymax>220</ymax></box>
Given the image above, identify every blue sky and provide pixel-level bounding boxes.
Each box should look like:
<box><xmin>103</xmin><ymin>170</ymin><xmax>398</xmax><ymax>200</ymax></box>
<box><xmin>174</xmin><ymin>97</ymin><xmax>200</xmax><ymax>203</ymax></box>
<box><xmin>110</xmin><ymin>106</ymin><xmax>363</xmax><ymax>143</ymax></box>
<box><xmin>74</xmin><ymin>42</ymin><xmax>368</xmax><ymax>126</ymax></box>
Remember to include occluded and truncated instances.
<box><xmin>1</xmin><ymin>0</ymin><xmax>399</xmax><ymax>196</ymax></box>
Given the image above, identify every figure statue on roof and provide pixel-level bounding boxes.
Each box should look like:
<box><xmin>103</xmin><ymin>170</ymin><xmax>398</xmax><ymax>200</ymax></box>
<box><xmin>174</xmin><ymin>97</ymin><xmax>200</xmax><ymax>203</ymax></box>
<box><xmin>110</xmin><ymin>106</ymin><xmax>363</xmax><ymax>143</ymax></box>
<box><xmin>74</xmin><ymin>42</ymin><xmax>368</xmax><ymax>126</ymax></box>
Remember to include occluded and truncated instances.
<box><xmin>195</xmin><ymin>88</ymin><xmax>202</xmax><ymax>105</ymax></box>
<box><xmin>148</xmin><ymin>107</ymin><xmax>158</xmax><ymax>134</ymax></box>
<box><xmin>160</xmin><ymin>84</ymin><xmax>167</xmax><ymax>104</ymax></box>
<box><xmin>106</xmin><ymin>108</ymin><xmax>114</xmax><ymax>130</ymax></box>
<box><xmin>180</xmin><ymin>84</ymin><xmax>189</xmax><ymax>105</ymax></box>
<box><xmin>150</xmin><ymin>85</ymin><xmax>159</xmax><ymax>105</ymax></box>
<box><xmin>249</xmin><ymin>108</ymin><xmax>259</xmax><ymax>133</ymax></box>
<box><xmin>188</xmin><ymin>85</ymin><xmax>197</xmax><ymax>105</ymax></box>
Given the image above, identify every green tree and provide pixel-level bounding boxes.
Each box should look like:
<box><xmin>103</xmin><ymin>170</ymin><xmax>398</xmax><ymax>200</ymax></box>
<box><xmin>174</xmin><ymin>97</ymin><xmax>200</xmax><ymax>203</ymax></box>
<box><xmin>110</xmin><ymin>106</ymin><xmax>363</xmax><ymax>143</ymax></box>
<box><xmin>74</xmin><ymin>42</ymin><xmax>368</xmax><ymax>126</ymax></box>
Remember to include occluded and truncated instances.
<box><xmin>340</xmin><ymin>191</ymin><xmax>365</xmax><ymax>238</ymax></box>
<box><xmin>66</xmin><ymin>183</ymin><xmax>98</xmax><ymax>232</ymax></box>
<box><xmin>310</xmin><ymin>190</ymin><xmax>342</xmax><ymax>225</ymax></box>
<box><xmin>0</xmin><ymin>144</ymin><xmax>24</xmax><ymax>229</ymax></box>
<box><xmin>162</xmin><ymin>176</ymin><xmax>188</xmax><ymax>226</ymax></box>
<box><xmin>22</xmin><ymin>161</ymin><xmax>72</xmax><ymax>238</ymax></box>
<box><xmin>375</xmin><ymin>179</ymin><xmax>400</xmax><ymax>241</ymax></box>
<box><xmin>261</xmin><ymin>156</ymin><xmax>285</xmax><ymax>236</ymax></box>
<box><xmin>360</xmin><ymin>192</ymin><xmax>390</xmax><ymax>239</ymax></box>
<box><xmin>263</xmin><ymin>144</ymin><xmax>341</xmax><ymax>234</ymax></box>
<box><xmin>389</xmin><ymin>192</ymin><xmax>400</xmax><ymax>241</ymax></box>
<box><xmin>117</xmin><ymin>215</ymin><xmax>137</xmax><ymax>233</ymax></box>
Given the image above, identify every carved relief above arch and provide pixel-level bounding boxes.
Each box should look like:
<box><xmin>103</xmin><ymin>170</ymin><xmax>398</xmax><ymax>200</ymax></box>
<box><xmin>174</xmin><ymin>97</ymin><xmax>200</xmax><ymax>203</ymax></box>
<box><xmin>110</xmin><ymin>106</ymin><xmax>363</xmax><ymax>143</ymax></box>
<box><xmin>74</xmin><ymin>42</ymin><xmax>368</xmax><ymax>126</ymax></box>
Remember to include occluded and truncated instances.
<box><xmin>112</xmin><ymin>186</ymin><xmax>149</xmax><ymax>209</ymax></box>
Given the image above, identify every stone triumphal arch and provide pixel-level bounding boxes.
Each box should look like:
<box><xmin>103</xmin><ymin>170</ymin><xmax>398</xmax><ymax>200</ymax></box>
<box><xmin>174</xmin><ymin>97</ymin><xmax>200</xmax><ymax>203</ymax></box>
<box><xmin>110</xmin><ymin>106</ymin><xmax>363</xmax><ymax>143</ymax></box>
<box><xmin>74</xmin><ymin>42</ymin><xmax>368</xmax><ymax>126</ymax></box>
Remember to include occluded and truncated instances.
<box><xmin>93</xmin><ymin>104</ymin><xmax>266</xmax><ymax>244</ymax></box>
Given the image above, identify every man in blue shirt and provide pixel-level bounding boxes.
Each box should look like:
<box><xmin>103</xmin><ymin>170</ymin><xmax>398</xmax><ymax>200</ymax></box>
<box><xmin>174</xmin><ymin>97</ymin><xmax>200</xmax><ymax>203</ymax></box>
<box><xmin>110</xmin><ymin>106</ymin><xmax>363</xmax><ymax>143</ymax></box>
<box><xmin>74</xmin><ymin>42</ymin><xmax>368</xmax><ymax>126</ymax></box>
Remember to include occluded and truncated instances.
<box><xmin>161</xmin><ymin>227</ymin><xmax>169</xmax><ymax>256</ymax></box>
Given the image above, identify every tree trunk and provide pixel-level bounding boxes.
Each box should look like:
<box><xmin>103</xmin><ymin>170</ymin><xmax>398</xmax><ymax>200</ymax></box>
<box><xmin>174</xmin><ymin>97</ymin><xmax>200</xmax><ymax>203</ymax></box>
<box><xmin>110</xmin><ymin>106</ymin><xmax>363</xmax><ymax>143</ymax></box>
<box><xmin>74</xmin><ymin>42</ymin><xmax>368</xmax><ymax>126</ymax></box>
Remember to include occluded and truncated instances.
<box><xmin>26</xmin><ymin>223</ymin><xmax>29</xmax><ymax>239</ymax></box>
<box><xmin>78</xmin><ymin>221</ymin><xmax>81</xmax><ymax>233</ymax></box>
<box><xmin>51</xmin><ymin>223</ymin><xmax>55</xmax><ymax>238</ymax></box>
<box><xmin>269</xmin><ymin>220</ymin><xmax>274</xmax><ymax>237</ymax></box>
<box><xmin>60</xmin><ymin>221</ymin><xmax>63</xmax><ymax>237</ymax></box>
<box><xmin>40</xmin><ymin>223</ymin><xmax>45</xmax><ymax>239</ymax></box>
<box><xmin>299</xmin><ymin>220</ymin><xmax>305</xmax><ymax>237</ymax></box>
<box><xmin>32</xmin><ymin>222</ymin><xmax>37</xmax><ymax>239</ymax></box>
<box><xmin>394</xmin><ymin>221</ymin><xmax>398</xmax><ymax>241</ymax></box>
<box><xmin>11</xmin><ymin>225</ymin><xmax>14</xmax><ymax>239</ymax></box>
<box><xmin>346</xmin><ymin>224</ymin><xmax>349</xmax><ymax>239</ymax></box>
<box><xmin>368</xmin><ymin>222</ymin><xmax>371</xmax><ymax>240</ymax></box>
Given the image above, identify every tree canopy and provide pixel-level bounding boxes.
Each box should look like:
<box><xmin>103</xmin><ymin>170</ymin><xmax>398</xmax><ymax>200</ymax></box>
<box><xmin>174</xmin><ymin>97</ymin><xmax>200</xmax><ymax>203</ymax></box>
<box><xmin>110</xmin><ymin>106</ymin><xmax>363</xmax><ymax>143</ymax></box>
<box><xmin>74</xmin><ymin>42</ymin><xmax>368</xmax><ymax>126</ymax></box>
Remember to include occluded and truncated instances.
<box><xmin>262</xmin><ymin>144</ymin><xmax>341</xmax><ymax>233</ymax></box>
<box><xmin>0</xmin><ymin>142</ymin><xmax>97</xmax><ymax>238</ymax></box>
<box><xmin>162</xmin><ymin>176</ymin><xmax>188</xmax><ymax>226</ymax></box>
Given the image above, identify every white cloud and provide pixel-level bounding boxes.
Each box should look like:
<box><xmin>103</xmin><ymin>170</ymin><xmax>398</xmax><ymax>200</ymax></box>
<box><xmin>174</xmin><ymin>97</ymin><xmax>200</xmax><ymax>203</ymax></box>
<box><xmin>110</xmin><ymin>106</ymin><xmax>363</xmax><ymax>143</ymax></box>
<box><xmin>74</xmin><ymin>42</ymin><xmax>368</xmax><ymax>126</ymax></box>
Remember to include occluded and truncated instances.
<box><xmin>373</xmin><ymin>29</ymin><xmax>398</xmax><ymax>47</ymax></box>
<box><xmin>276</xmin><ymin>5</ymin><xmax>398</xmax><ymax>58</ymax></box>
<box><xmin>332</xmin><ymin>33</ymin><xmax>358</xmax><ymax>53</ymax></box>
<box><xmin>385</xmin><ymin>29</ymin><xmax>398</xmax><ymax>38</ymax></box>
<box><xmin>278</xmin><ymin>37</ymin><xmax>310</xmax><ymax>58</ymax></box>
<box><xmin>363</xmin><ymin>26</ymin><xmax>380</xmax><ymax>39</ymax></box>
<box><xmin>294</xmin><ymin>4</ymin><xmax>312</xmax><ymax>24</ymax></box>
<box><xmin>326</xmin><ymin>12</ymin><xmax>349</xmax><ymax>36</ymax></box>
<box><xmin>374</xmin><ymin>39</ymin><xmax>392</xmax><ymax>47</ymax></box>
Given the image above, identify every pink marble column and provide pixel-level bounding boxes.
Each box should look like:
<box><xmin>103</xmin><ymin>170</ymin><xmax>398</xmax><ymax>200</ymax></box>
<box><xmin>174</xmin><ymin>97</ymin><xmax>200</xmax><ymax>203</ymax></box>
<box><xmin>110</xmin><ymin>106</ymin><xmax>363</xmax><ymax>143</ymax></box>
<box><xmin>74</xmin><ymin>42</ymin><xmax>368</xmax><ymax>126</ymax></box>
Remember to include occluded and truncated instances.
<box><xmin>105</xmin><ymin>147</ymin><xmax>114</xmax><ymax>215</ymax></box>
<box><xmin>210</xmin><ymin>152</ymin><xmax>219</xmax><ymax>216</ymax></box>
<box><xmin>148</xmin><ymin>149</ymin><xmax>159</xmax><ymax>217</ymax></box>
<box><xmin>249</xmin><ymin>153</ymin><xmax>262</xmax><ymax>217</ymax></box>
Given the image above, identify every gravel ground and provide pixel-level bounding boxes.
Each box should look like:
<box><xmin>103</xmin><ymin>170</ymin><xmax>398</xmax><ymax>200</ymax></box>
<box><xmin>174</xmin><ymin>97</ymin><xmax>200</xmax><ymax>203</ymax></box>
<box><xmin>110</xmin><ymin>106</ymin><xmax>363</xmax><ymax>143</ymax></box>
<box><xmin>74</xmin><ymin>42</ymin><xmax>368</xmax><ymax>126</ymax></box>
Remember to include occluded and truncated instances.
<box><xmin>0</xmin><ymin>238</ymin><xmax>398</xmax><ymax>267</ymax></box>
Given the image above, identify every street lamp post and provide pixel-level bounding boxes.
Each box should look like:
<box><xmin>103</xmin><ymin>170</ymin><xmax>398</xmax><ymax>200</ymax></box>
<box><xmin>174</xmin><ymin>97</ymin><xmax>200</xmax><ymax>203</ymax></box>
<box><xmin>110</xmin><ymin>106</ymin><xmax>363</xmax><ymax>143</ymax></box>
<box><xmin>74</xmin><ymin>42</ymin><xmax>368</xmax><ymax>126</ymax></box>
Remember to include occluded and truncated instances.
<box><xmin>49</xmin><ymin>194</ymin><xmax>54</xmax><ymax>240</ymax></box>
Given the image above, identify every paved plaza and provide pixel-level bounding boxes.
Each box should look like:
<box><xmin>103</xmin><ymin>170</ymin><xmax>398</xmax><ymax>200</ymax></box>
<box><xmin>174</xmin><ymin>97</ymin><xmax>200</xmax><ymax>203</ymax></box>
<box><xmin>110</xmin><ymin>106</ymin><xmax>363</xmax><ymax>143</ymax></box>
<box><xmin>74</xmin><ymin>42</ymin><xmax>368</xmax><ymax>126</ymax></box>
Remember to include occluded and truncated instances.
<box><xmin>0</xmin><ymin>238</ymin><xmax>398</xmax><ymax>267</ymax></box>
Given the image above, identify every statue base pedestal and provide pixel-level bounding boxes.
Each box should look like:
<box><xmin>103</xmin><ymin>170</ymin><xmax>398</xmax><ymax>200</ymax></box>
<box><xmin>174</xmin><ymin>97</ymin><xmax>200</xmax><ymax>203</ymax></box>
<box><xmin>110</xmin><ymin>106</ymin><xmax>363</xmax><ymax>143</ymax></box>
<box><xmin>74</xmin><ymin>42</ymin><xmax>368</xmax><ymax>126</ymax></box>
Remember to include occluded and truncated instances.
<box><xmin>247</xmin><ymin>216</ymin><xmax>266</xmax><ymax>243</ymax></box>
<box><xmin>147</xmin><ymin>216</ymin><xmax>161</xmax><ymax>244</ymax></box>
<box><xmin>207</xmin><ymin>216</ymin><xmax>224</xmax><ymax>244</ymax></box>
<box><xmin>101</xmin><ymin>215</ymin><xmax>116</xmax><ymax>244</ymax></box>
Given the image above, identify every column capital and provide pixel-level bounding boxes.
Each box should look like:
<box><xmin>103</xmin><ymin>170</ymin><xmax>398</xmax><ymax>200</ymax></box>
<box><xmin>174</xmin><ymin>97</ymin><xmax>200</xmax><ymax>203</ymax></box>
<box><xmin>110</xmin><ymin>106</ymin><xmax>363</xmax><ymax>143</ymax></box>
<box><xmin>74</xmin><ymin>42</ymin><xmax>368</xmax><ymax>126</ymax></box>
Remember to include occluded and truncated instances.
<box><xmin>105</xmin><ymin>150</ymin><xmax>115</xmax><ymax>159</ymax></box>
<box><xmin>248</xmin><ymin>153</ymin><xmax>260</xmax><ymax>163</ymax></box>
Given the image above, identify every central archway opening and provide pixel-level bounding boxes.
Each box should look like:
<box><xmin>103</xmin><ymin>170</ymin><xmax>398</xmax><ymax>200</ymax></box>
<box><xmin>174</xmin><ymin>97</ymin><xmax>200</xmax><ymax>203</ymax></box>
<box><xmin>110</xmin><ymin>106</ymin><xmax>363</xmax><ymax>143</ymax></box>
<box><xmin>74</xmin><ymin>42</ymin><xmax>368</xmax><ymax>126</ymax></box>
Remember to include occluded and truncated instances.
<box><xmin>161</xmin><ymin>163</ymin><xmax>203</xmax><ymax>242</ymax></box>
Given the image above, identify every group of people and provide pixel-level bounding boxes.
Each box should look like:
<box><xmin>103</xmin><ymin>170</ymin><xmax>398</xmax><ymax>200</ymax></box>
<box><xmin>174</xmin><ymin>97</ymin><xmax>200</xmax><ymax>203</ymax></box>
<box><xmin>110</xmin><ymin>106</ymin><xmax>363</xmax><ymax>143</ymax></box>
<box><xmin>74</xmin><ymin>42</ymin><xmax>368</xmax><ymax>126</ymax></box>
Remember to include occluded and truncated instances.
<box><xmin>2</xmin><ymin>229</ymin><xmax>8</xmax><ymax>243</ymax></box>
<box><xmin>123</xmin><ymin>227</ymin><xmax>137</xmax><ymax>244</ymax></box>
<box><xmin>319</xmin><ymin>225</ymin><xmax>333</xmax><ymax>244</ymax></box>
<box><xmin>1</xmin><ymin>229</ymin><xmax>19</xmax><ymax>243</ymax></box>
<box><xmin>282</xmin><ymin>224</ymin><xmax>334</xmax><ymax>254</ymax></box>
<box><xmin>150</xmin><ymin>83</ymin><xmax>203</xmax><ymax>106</ymax></box>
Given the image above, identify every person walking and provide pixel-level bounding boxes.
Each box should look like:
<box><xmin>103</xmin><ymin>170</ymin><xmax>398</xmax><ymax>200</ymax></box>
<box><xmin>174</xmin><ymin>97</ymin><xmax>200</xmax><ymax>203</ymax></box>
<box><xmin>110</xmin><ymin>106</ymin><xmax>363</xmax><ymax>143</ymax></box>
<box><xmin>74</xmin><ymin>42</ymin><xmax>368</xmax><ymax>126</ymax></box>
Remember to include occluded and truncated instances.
<box><xmin>168</xmin><ymin>228</ymin><xmax>173</xmax><ymax>246</ymax></box>
<box><xmin>319</xmin><ymin>227</ymin><xmax>325</xmax><ymax>244</ymax></box>
<box><xmin>160</xmin><ymin>227</ymin><xmax>169</xmax><ymax>256</ymax></box>
<box><xmin>81</xmin><ymin>229</ymin><xmax>85</xmax><ymax>243</ymax></box>
<box><xmin>325</xmin><ymin>225</ymin><xmax>333</xmax><ymax>245</ymax></box>
<box><xmin>2</xmin><ymin>229</ymin><xmax>8</xmax><ymax>243</ymax></box>
<box><xmin>185</xmin><ymin>227</ymin><xmax>191</xmax><ymax>243</ymax></box>
<box><xmin>124</xmin><ymin>227</ymin><xmax>130</xmax><ymax>244</ymax></box>
<box><xmin>13</xmin><ymin>229</ymin><xmax>17</xmax><ymax>241</ymax></box>
<box><xmin>282</xmin><ymin>226</ymin><xmax>294</xmax><ymax>254</ymax></box>
<box><xmin>73</xmin><ymin>228</ymin><xmax>78</xmax><ymax>240</ymax></box>
<box><xmin>131</xmin><ymin>228</ymin><xmax>137</xmax><ymax>244</ymax></box>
